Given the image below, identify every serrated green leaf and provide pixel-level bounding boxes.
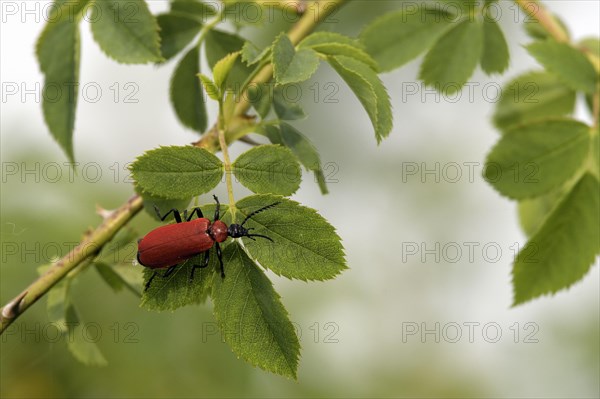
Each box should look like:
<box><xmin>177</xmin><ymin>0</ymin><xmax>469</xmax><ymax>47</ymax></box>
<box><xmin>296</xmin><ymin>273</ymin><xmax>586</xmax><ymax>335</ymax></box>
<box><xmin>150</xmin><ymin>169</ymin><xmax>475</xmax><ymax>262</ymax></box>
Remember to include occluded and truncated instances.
<box><xmin>236</xmin><ymin>194</ymin><xmax>346</xmax><ymax>281</ymax></box>
<box><xmin>272</xmin><ymin>86</ymin><xmax>305</xmax><ymax>120</ymax></box>
<box><xmin>212</xmin><ymin>242</ymin><xmax>300</xmax><ymax>378</ymax></box>
<box><xmin>359</xmin><ymin>8</ymin><xmax>454</xmax><ymax>72</ymax></box>
<box><xmin>247</xmin><ymin>83</ymin><xmax>273</xmax><ymax>118</ymax></box>
<box><xmin>213</xmin><ymin>52</ymin><xmax>240</xmax><ymax>90</ymax></box>
<box><xmin>135</xmin><ymin>185</ymin><xmax>191</xmax><ymax>221</ymax></box>
<box><xmin>65</xmin><ymin>305</ymin><xmax>108</xmax><ymax>366</ymax></box>
<box><xmin>518</xmin><ymin>188</ymin><xmax>566</xmax><ymax>237</ymax></box>
<box><xmin>205</xmin><ymin>29</ymin><xmax>252</xmax><ymax>90</ymax></box>
<box><xmin>493</xmin><ymin>71</ymin><xmax>576</xmax><ymax>131</ymax></box>
<box><xmin>484</xmin><ymin>119</ymin><xmax>590</xmax><ymax>199</ymax></box>
<box><xmin>265</xmin><ymin>123</ymin><xmax>328</xmax><ymax>194</ymax></box>
<box><xmin>328</xmin><ymin>55</ymin><xmax>392</xmax><ymax>142</ymax></box>
<box><xmin>89</xmin><ymin>0</ymin><xmax>162</xmax><ymax>64</ymax></box>
<box><xmin>480</xmin><ymin>15</ymin><xmax>509</xmax><ymax>74</ymax></box>
<box><xmin>130</xmin><ymin>146</ymin><xmax>223</xmax><ymax>199</ymax></box>
<box><xmin>299</xmin><ymin>32</ymin><xmax>378</xmax><ymax>70</ymax></box>
<box><xmin>141</xmin><ymin>254</ymin><xmax>214</xmax><ymax>311</ymax></box>
<box><xmin>36</xmin><ymin>1</ymin><xmax>87</xmax><ymax>162</ymax></box>
<box><xmin>157</xmin><ymin>13</ymin><xmax>202</xmax><ymax>60</ymax></box>
<box><xmin>232</xmin><ymin>145</ymin><xmax>301</xmax><ymax>195</ymax></box>
<box><xmin>241</xmin><ymin>41</ymin><xmax>269</xmax><ymax>66</ymax></box>
<box><xmin>513</xmin><ymin>173</ymin><xmax>600</xmax><ymax>305</ymax></box>
<box><xmin>171</xmin><ymin>0</ymin><xmax>216</xmax><ymax>21</ymax></box>
<box><xmin>526</xmin><ymin>41</ymin><xmax>598</xmax><ymax>94</ymax></box>
<box><xmin>272</xmin><ymin>34</ymin><xmax>320</xmax><ymax>85</ymax></box>
<box><xmin>198</xmin><ymin>73</ymin><xmax>220</xmax><ymax>100</ymax></box>
<box><xmin>419</xmin><ymin>19</ymin><xmax>483</xmax><ymax>94</ymax></box>
<box><xmin>170</xmin><ymin>46</ymin><xmax>207</xmax><ymax>132</ymax></box>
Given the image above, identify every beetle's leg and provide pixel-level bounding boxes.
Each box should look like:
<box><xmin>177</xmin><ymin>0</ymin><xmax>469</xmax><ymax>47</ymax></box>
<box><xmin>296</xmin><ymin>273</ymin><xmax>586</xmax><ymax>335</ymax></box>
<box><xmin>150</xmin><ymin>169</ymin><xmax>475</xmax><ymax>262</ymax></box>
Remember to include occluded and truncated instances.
<box><xmin>216</xmin><ymin>242</ymin><xmax>225</xmax><ymax>278</ymax></box>
<box><xmin>189</xmin><ymin>251</ymin><xmax>210</xmax><ymax>282</ymax></box>
<box><xmin>163</xmin><ymin>266</ymin><xmax>177</xmax><ymax>278</ymax></box>
<box><xmin>186</xmin><ymin>207</ymin><xmax>204</xmax><ymax>221</ymax></box>
<box><xmin>145</xmin><ymin>272</ymin><xmax>157</xmax><ymax>291</ymax></box>
<box><xmin>213</xmin><ymin>195</ymin><xmax>220</xmax><ymax>221</ymax></box>
<box><xmin>144</xmin><ymin>265</ymin><xmax>178</xmax><ymax>291</ymax></box>
<box><xmin>154</xmin><ymin>205</ymin><xmax>183</xmax><ymax>223</ymax></box>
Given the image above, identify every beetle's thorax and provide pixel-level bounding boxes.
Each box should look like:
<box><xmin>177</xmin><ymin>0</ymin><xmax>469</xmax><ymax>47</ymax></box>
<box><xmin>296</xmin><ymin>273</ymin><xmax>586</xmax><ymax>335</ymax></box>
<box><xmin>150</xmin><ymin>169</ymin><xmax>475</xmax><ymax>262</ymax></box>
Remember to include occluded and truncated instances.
<box><xmin>208</xmin><ymin>220</ymin><xmax>228</xmax><ymax>242</ymax></box>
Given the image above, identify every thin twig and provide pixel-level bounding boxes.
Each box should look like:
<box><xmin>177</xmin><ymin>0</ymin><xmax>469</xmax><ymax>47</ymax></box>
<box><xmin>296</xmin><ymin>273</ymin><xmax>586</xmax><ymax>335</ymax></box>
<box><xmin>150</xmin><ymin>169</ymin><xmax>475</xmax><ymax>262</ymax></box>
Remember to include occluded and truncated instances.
<box><xmin>1</xmin><ymin>195</ymin><xmax>143</xmax><ymax>334</ymax></box>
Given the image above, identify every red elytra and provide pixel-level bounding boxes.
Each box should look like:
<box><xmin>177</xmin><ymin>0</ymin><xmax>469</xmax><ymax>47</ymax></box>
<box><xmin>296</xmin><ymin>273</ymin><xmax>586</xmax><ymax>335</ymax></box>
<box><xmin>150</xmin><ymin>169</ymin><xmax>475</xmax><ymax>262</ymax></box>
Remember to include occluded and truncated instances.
<box><xmin>137</xmin><ymin>218</ymin><xmax>228</xmax><ymax>269</ymax></box>
<box><xmin>137</xmin><ymin>195</ymin><xmax>279</xmax><ymax>290</ymax></box>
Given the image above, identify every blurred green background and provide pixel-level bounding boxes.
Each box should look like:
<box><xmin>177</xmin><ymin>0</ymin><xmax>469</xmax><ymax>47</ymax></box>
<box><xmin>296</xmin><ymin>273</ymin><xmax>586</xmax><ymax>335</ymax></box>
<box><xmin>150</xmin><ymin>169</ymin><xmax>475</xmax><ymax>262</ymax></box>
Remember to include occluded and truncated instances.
<box><xmin>1</xmin><ymin>1</ymin><xmax>599</xmax><ymax>397</ymax></box>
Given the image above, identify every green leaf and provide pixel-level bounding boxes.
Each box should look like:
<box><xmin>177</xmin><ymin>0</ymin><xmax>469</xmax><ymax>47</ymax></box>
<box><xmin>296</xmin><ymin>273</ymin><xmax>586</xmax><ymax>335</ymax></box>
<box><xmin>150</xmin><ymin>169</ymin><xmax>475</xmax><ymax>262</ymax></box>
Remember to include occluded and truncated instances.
<box><xmin>95</xmin><ymin>262</ymin><xmax>127</xmax><ymax>292</ymax></box>
<box><xmin>236</xmin><ymin>194</ymin><xmax>346</xmax><ymax>281</ymax></box>
<box><xmin>327</xmin><ymin>55</ymin><xmax>392</xmax><ymax>142</ymax></box>
<box><xmin>247</xmin><ymin>83</ymin><xmax>273</xmax><ymax>118</ymax></box>
<box><xmin>90</xmin><ymin>0</ymin><xmax>162</xmax><ymax>63</ymax></box>
<box><xmin>213</xmin><ymin>52</ymin><xmax>240</xmax><ymax>90</ymax></box>
<box><xmin>171</xmin><ymin>0</ymin><xmax>216</xmax><ymax>21</ymax></box>
<box><xmin>47</xmin><ymin>280</ymin><xmax>69</xmax><ymax>324</ymax></box>
<box><xmin>480</xmin><ymin>15</ymin><xmax>509</xmax><ymax>74</ymax></box>
<box><xmin>272</xmin><ymin>86</ymin><xmax>305</xmax><ymax>120</ymax></box>
<box><xmin>66</xmin><ymin>305</ymin><xmax>108</xmax><ymax>366</ymax></box>
<box><xmin>484</xmin><ymin>119</ymin><xmax>591</xmax><ymax>199</ymax></box>
<box><xmin>513</xmin><ymin>173</ymin><xmax>600</xmax><ymax>306</ymax></box>
<box><xmin>524</xmin><ymin>15</ymin><xmax>570</xmax><ymax>41</ymax></box>
<box><xmin>232</xmin><ymin>145</ymin><xmax>301</xmax><ymax>195</ymax></box>
<box><xmin>241</xmin><ymin>41</ymin><xmax>269</xmax><ymax>66</ymax></box>
<box><xmin>212</xmin><ymin>242</ymin><xmax>300</xmax><ymax>379</ymax></box>
<box><xmin>130</xmin><ymin>146</ymin><xmax>223</xmax><ymax>199</ymax></box>
<box><xmin>141</xmin><ymin>254</ymin><xmax>214</xmax><ymax>311</ymax></box>
<box><xmin>579</xmin><ymin>37</ymin><xmax>600</xmax><ymax>58</ymax></box>
<box><xmin>135</xmin><ymin>186</ymin><xmax>191</xmax><ymax>221</ymax></box>
<box><xmin>359</xmin><ymin>8</ymin><xmax>454</xmax><ymax>72</ymax></box>
<box><xmin>518</xmin><ymin>188</ymin><xmax>566</xmax><ymax>237</ymax></box>
<box><xmin>170</xmin><ymin>46</ymin><xmax>207</xmax><ymax>132</ymax></box>
<box><xmin>299</xmin><ymin>32</ymin><xmax>378</xmax><ymax>70</ymax></box>
<box><xmin>205</xmin><ymin>29</ymin><xmax>252</xmax><ymax>90</ymax></box>
<box><xmin>36</xmin><ymin>1</ymin><xmax>86</xmax><ymax>162</ymax></box>
<box><xmin>493</xmin><ymin>71</ymin><xmax>576</xmax><ymax>131</ymax></box>
<box><xmin>198</xmin><ymin>73</ymin><xmax>220</xmax><ymax>101</ymax></box>
<box><xmin>526</xmin><ymin>41</ymin><xmax>598</xmax><ymax>94</ymax></box>
<box><xmin>95</xmin><ymin>260</ymin><xmax>142</xmax><ymax>297</ymax></box>
<box><xmin>272</xmin><ymin>34</ymin><xmax>320</xmax><ymax>85</ymax></box>
<box><xmin>96</xmin><ymin>227</ymin><xmax>138</xmax><ymax>263</ymax></box>
<box><xmin>419</xmin><ymin>19</ymin><xmax>483</xmax><ymax>94</ymax></box>
<box><xmin>157</xmin><ymin>13</ymin><xmax>202</xmax><ymax>60</ymax></box>
<box><xmin>264</xmin><ymin>123</ymin><xmax>328</xmax><ymax>194</ymax></box>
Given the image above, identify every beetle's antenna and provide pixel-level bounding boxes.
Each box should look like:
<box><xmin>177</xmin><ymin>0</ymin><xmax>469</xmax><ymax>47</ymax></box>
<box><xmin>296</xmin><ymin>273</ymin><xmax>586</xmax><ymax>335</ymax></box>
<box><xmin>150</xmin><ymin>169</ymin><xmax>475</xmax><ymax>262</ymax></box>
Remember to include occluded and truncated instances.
<box><xmin>245</xmin><ymin>234</ymin><xmax>274</xmax><ymax>242</ymax></box>
<box><xmin>240</xmin><ymin>202</ymin><xmax>280</xmax><ymax>226</ymax></box>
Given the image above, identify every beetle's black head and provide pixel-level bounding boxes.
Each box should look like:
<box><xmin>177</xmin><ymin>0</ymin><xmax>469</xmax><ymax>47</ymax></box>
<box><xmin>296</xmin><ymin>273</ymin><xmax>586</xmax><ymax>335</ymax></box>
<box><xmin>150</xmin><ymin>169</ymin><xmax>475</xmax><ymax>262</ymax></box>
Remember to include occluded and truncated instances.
<box><xmin>227</xmin><ymin>202</ymin><xmax>280</xmax><ymax>242</ymax></box>
<box><xmin>227</xmin><ymin>224</ymin><xmax>248</xmax><ymax>238</ymax></box>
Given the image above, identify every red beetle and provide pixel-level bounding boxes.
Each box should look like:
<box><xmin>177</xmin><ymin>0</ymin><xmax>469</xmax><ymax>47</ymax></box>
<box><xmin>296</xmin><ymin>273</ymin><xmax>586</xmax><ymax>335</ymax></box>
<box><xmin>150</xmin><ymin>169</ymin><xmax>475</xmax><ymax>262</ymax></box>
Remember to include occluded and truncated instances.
<box><xmin>138</xmin><ymin>195</ymin><xmax>278</xmax><ymax>290</ymax></box>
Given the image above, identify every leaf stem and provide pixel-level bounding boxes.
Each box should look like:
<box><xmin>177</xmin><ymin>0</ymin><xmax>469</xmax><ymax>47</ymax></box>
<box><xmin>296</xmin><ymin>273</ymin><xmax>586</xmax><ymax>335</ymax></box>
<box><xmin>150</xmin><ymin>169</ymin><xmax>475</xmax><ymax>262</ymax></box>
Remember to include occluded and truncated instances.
<box><xmin>217</xmin><ymin>99</ymin><xmax>237</xmax><ymax>216</ymax></box>
<box><xmin>0</xmin><ymin>195</ymin><xmax>143</xmax><ymax>334</ymax></box>
<box><xmin>195</xmin><ymin>0</ymin><xmax>348</xmax><ymax>149</ymax></box>
<box><xmin>514</xmin><ymin>0</ymin><xmax>569</xmax><ymax>42</ymax></box>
